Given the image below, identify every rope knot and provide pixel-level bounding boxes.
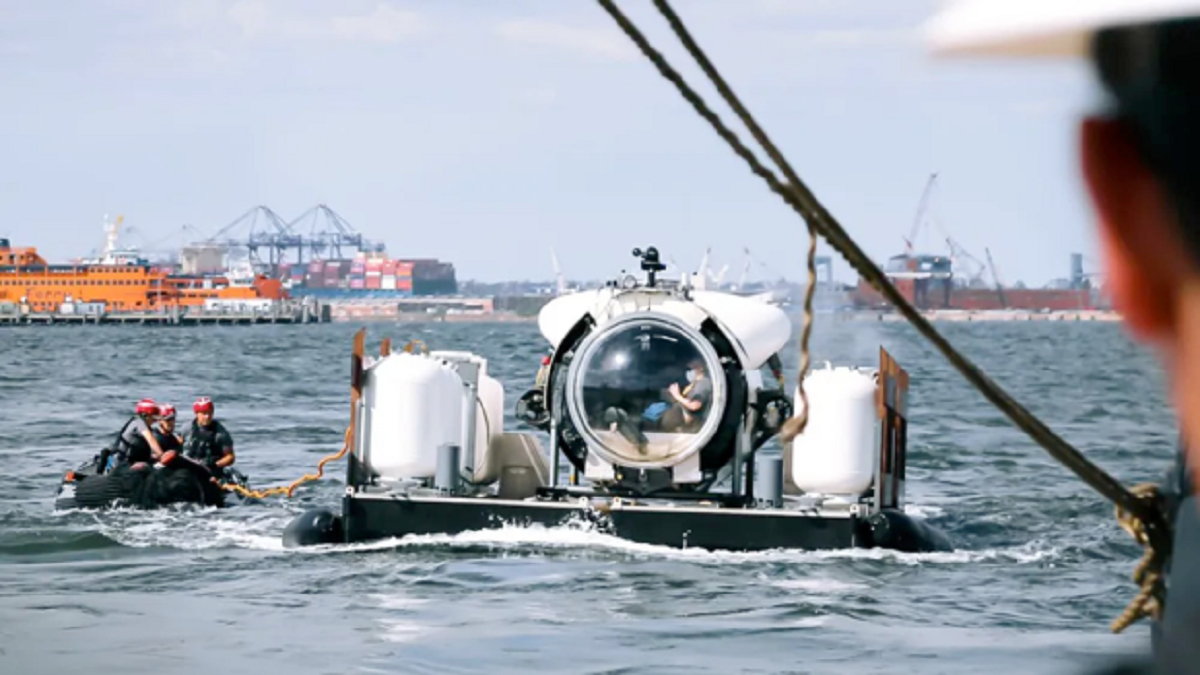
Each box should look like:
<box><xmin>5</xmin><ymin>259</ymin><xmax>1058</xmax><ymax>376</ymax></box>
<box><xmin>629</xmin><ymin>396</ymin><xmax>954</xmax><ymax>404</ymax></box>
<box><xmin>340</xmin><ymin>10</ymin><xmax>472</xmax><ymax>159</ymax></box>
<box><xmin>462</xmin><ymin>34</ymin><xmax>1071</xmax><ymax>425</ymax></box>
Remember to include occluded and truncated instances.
<box><xmin>1111</xmin><ymin>482</ymin><xmax>1170</xmax><ymax>633</ymax></box>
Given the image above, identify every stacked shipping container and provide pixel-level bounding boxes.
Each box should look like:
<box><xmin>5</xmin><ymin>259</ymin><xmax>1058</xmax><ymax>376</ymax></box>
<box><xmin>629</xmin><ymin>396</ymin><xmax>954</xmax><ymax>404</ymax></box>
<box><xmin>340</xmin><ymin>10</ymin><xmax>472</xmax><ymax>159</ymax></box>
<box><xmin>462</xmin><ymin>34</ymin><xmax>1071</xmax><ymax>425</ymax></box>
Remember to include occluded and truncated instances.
<box><xmin>306</xmin><ymin>260</ymin><xmax>326</xmax><ymax>289</ymax></box>
<box><xmin>365</xmin><ymin>256</ymin><xmax>383</xmax><ymax>290</ymax></box>
<box><xmin>279</xmin><ymin>251</ymin><xmax>455</xmax><ymax>297</ymax></box>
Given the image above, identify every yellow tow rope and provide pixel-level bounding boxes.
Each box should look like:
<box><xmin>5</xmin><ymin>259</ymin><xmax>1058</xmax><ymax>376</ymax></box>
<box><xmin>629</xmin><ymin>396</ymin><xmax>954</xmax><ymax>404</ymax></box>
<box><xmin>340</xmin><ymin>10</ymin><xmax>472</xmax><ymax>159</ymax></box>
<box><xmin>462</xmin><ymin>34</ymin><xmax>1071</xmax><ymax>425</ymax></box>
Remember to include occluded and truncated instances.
<box><xmin>216</xmin><ymin>426</ymin><xmax>352</xmax><ymax>500</ymax></box>
<box><xmin>217</xmin><ymin>335</ymin><xmax>423</xmax><ymax>501</ymax></box>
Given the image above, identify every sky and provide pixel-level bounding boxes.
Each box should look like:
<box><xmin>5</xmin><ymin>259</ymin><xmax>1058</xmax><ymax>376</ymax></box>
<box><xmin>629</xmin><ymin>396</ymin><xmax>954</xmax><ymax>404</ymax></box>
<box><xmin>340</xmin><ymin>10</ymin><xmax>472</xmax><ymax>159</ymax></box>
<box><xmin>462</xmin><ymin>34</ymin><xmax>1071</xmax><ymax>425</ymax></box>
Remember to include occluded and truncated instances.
<box><xmin>0</xmin><ymin>0</ymin><xmax>1105</xmax><ymax>286</ymax></box>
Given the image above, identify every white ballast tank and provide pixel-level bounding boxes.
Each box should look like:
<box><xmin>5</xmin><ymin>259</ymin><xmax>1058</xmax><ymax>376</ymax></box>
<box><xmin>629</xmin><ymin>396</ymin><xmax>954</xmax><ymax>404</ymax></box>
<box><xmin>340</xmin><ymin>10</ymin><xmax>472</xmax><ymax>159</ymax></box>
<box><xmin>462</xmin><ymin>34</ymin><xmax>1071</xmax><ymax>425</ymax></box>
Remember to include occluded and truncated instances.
<box><xmin>788</xmin><ymin>364</ymin><xmax>879</xmax><ymax>497</ymax></box>
<box><xmin>364</xmin><ymin>352</ymin><xmax>464</xmax><ymax>480</ymax></box>
<box><xmin>469</xmin><ymin>365</ymin><xmax>506</xmax><ymax>480</ymax></box>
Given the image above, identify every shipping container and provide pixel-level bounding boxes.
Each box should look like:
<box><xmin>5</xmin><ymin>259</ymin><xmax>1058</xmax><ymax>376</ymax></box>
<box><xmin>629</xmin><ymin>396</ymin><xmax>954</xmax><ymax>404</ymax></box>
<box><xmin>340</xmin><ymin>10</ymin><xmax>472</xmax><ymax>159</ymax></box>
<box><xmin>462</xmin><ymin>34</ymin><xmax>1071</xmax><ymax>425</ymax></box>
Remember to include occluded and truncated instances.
<box><xmin>382</xmin><ymin>275</ymin><xmax>397</xmax><ymax>290</ymax></box>
<box><xmin>412</xmin><ymin>277</ymin><xmax>456</xmax><ymax>296</ymax></box>
<box><xmin>405</xmin><ymin>260</ymin><xmax>456</xmax><ymax>284</ymax></box>
<box><xmin>365</xmin><ymin>275</ymin><xmax>382</xmax><ymax>290</ymax></box>
<box><xmin>307</xmin><ymin>261</ymin><xmax>325</xmax><ymax>273</ymax></box>
<box><xmin>349</xmin><ymin>278</ymin><xmax>365</xmax><ymax>289</ymax></box>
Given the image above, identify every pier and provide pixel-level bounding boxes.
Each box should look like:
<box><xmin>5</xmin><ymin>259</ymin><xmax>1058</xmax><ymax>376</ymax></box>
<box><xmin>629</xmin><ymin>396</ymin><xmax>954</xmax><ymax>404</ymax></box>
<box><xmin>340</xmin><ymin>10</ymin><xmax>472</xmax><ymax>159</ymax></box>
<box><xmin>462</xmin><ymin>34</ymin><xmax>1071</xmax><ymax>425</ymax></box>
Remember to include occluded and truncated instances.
<box><xmin>0</xmin><ymin>300</ymin><xmax>331</xmax><ymax>326</ymax></box>
<box><xmin>849</xmin><ymin>309</ymin><xmax>1121</xmax><ymax>323</ymax></box>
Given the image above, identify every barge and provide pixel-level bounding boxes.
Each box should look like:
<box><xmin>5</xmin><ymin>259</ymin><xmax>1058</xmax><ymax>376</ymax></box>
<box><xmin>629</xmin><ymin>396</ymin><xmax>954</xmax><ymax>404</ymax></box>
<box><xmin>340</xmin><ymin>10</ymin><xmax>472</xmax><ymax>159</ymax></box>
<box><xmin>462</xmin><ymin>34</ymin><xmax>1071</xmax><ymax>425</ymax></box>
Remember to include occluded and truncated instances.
<box><xmin>283</xmin><ymin>246</ymin><xmax>952</xmax><ymax>553</ymax></box>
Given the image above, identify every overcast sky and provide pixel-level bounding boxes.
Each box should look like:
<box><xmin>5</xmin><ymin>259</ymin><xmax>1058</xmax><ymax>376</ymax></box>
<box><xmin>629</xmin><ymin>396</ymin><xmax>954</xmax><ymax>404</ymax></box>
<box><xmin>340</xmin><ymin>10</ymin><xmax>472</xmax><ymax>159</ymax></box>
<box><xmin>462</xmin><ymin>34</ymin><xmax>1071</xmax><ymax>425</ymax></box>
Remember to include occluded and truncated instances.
<box><xmin>1</xmin><ymin>0</ymin><xmax>1102</xmax><ymax>285</ymax></box>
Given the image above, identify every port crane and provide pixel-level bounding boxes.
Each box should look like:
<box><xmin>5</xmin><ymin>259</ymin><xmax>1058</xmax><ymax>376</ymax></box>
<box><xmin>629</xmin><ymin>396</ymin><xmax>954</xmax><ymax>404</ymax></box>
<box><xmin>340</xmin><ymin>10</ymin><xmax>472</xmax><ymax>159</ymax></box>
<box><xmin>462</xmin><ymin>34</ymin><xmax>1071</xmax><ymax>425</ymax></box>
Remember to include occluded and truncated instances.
<box><xmin>984</xmin><ymin>247</ymin><xmax>1008</xmax><ymax>308</ymax></box>
<box><xmin>904</xmin><ymin>172</ymin><xmax>939</xmax><ymax>255</ymax></box>
<box><xmin>182</xmin><ymin>204</ymin><xmax>378</xmax><ymax>277</ymax></box>
<box><xmin>549</xmin><ymin>247</ymin><xmax>568</xmax><ymax>295</ymax></box>
<box><xmin>286</xmin><ymin>204</ymin><xmax>381</xmax><ymax>262</ymax></box>
<box><xmin>198</xmin><ymin>206</ymin><xmax>297</xmax><ymax>275</ymax></box>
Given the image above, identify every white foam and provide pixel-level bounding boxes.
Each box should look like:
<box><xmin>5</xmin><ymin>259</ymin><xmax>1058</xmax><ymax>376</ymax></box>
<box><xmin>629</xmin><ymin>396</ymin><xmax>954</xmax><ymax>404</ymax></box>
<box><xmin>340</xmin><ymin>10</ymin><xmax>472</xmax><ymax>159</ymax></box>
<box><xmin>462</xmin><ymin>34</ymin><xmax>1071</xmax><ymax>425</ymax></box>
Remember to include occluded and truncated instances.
<box><xmin>286</xmin><ymin>519</ymin><xmax>1063</xmax><ymax>568</ymax></box>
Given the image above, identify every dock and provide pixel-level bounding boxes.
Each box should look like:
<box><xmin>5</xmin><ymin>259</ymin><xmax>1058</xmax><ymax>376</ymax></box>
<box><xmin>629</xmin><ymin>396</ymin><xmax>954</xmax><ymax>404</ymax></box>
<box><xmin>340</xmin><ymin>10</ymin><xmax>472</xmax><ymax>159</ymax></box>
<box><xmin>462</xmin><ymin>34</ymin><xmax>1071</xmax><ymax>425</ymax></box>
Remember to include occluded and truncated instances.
<box><xmin>848</xmin><ymin>309</ymin><xmax>1121</xmax><ymax>323</ymax></box>
<box><xmin>0</xmin><ymin>300</ymin><xmax>331</xmax><ymax>326</ymax></box>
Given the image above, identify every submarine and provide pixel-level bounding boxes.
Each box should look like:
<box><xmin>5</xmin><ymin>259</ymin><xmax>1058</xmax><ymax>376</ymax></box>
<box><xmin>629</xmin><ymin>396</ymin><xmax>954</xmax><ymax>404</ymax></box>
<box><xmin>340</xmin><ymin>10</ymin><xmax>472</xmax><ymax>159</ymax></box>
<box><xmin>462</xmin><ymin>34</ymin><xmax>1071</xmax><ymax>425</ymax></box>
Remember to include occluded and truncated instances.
<box><xmin>282</xmin><ymin>246</ymin><xmax>952</xmax><ymax>553</ymax></box>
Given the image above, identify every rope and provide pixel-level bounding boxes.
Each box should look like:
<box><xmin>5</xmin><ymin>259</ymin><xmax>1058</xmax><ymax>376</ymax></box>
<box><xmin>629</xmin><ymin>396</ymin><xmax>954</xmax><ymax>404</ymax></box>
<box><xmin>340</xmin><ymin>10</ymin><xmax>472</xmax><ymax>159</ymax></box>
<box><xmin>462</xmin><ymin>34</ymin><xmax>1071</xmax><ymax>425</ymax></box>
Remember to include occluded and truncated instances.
<box><xmin>217</xmin><ymin>426</ymin><xmax>352</xmax><ymax>500</ymax></box>
<box><xmin>1111</xmin><ymin>483</ymin><xmax>1170</xmax><ymax>633</ymax></box>
<box><xmin>595</xmin><ymin>0</ymin><xmax>1173</xmax><ymax>630</ymax></box>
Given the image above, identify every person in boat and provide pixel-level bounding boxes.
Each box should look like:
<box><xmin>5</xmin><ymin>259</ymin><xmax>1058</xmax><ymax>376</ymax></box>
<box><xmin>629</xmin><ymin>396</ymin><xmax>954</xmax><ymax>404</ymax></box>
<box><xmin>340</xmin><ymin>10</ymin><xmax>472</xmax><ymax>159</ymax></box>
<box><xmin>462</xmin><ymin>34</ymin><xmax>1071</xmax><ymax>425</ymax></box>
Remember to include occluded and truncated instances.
<box><xmin>603</xmin><ymin>357</ymin><xmax>713</xmax><ymax>452</ymax></box>
<box><xmin>658</xmin><ymin>357</ymin><xmax>712</xmax><ymax>433</ymax></box>
<box><xmin>924</xmin><ymin>1</ymin><xmax>1200</xmax><ymax>672</ymax></box>
<box><xmin>104</xmin><ymin>398</ymin><xmax>169</xmax><ymax>470</ymax></box>
<box><xmin>150</xmin><ymin>403</ymin><xmax>184</xmax><ymax>457</ymax></box>
<box><xmin>182</xmin><ymin>396</ymin><xmax>235</xmax><ymax>475</ymax></box>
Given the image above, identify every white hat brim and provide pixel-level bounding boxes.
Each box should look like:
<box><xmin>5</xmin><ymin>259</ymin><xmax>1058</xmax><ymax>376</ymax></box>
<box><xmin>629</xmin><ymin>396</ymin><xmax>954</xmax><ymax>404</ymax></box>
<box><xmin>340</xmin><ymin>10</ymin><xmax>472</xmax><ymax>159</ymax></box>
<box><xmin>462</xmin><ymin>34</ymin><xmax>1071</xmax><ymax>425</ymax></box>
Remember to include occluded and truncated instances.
<box><xmin>924</xmin><ymin>0</ymin><xmax>1200</xmax><ymax>58</ymax></box>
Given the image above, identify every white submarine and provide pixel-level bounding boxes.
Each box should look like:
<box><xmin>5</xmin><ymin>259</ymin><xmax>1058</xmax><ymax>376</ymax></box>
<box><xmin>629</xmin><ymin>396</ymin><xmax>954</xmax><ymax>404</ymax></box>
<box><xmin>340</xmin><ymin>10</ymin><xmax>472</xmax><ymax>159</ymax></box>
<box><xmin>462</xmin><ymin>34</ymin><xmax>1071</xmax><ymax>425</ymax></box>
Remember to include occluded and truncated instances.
<box><xmin>283</xmin><ymin>246</ymin><xmax>952</xmax><ymax>553</ymax></box>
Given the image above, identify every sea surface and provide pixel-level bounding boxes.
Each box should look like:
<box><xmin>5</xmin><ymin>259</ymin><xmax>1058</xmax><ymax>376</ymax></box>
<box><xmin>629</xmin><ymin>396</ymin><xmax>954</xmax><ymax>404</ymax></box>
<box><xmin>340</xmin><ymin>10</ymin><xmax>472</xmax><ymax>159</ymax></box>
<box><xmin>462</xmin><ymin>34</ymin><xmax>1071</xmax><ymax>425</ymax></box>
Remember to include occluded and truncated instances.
<box><xmin>0</xmin><ymin>318</ymin><xmax>1180</xmax><ymax>674</ymax></box>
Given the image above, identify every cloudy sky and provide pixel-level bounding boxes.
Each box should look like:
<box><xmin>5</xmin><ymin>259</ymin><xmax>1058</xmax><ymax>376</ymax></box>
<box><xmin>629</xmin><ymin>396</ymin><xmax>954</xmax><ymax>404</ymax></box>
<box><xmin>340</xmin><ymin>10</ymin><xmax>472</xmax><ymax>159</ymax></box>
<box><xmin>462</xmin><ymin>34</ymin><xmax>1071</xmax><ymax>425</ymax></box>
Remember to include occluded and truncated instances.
<box><xmin>1</xmin><ymin>0</ymin><xmax>1102</xmax><ymax>285</ymax></box>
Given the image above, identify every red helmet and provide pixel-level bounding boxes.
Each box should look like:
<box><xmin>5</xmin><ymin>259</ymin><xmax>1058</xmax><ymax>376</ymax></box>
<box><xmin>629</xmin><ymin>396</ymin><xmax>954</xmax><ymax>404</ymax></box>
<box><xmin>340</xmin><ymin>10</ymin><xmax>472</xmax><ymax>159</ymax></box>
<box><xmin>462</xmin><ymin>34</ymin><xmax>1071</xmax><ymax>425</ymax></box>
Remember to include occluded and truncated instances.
<box><xmin>159</xmin><ymin>404</ymin><xmax>177</xmax><ymax>420</ymax></box>
<box><xmin>193</xmin><ymin>397</ymin><xmax>214</xmax><ymax>414</ymax></box>
<box><xmin>135</xmin><ymin>399</ymin><xmax>159</xmax><ymax>417</ymax></box>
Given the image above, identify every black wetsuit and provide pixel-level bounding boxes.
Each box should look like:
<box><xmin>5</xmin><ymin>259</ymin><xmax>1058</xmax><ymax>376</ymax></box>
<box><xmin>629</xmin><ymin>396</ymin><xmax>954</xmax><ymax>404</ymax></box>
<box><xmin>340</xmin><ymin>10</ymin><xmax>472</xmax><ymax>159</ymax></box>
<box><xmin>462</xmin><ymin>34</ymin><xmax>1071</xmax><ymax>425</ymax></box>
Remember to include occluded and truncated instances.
<box><xmin>183</xmin><ymin>419</ymin><xmax>234</xmax><ymax>473</ymax></box>
<box><xmin>151</xmin><ymin>426</ymin><xmax>183</xmax><ymax>455</ymax></box>
<box><xmin>113</xmin><ymin>416</ymin><xmax>153</xmax><ymax>466</ymax></box>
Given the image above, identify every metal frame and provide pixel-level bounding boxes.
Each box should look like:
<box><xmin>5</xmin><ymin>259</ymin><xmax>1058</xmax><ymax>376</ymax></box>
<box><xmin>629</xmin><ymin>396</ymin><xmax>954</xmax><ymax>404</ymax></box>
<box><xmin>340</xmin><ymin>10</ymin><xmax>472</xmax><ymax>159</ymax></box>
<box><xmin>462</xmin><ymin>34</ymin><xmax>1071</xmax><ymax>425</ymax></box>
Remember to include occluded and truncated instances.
<box><xmin>873</xmin><ymin>346</ymin><xmax>909</xmax><ymax>512</ymax></box>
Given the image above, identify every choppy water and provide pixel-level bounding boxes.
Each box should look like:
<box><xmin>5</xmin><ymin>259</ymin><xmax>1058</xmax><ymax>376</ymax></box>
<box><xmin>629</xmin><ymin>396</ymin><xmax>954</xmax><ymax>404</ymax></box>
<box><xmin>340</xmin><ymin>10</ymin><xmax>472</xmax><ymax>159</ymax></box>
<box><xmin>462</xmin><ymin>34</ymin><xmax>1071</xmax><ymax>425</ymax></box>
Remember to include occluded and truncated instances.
<box><xmin>0</xmin><ymin>319</ymin><xmax>1179</xmax><ymax>674</ymax></box>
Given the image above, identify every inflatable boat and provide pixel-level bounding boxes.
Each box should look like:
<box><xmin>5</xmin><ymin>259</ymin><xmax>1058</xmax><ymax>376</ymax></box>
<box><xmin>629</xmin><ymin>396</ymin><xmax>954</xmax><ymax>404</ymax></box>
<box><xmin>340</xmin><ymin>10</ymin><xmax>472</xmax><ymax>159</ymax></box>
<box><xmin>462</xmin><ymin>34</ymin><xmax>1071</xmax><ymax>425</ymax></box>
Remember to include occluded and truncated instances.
<box><xmin>54</xmin><ymin>449</ymin><xmax>253</xmax><ymax>511</ymax></box>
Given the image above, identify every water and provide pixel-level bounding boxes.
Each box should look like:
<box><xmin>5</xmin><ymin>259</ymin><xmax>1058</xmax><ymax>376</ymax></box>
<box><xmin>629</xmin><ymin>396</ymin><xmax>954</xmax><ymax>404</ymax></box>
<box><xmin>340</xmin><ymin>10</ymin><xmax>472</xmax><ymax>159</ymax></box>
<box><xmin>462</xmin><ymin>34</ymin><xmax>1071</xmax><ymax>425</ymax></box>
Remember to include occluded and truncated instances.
<box><xmin>0</xmin><ymin>319</ymin><xmax>1179</xmax><ymax>674</ymax></box>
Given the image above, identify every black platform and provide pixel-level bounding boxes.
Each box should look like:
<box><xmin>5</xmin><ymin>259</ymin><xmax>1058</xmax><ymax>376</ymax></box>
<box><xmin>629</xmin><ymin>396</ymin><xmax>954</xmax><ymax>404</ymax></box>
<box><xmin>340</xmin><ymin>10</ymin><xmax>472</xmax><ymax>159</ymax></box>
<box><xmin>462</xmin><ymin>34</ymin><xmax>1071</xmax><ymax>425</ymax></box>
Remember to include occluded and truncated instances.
<box><xmin>282</xmin><ymin>492</ymin><xmax>951</xmax><ymax>553</ymax></box>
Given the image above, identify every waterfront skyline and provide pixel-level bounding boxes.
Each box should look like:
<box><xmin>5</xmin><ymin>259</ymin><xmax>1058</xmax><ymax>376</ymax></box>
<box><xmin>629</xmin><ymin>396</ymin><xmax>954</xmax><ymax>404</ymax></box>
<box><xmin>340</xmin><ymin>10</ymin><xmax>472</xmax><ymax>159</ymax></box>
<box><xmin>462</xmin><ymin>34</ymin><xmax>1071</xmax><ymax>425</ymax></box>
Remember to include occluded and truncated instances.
<box><xmin>2</xmin><ymin>0</ymin><xmax>1099</xmax><ymax>287</ymax></box>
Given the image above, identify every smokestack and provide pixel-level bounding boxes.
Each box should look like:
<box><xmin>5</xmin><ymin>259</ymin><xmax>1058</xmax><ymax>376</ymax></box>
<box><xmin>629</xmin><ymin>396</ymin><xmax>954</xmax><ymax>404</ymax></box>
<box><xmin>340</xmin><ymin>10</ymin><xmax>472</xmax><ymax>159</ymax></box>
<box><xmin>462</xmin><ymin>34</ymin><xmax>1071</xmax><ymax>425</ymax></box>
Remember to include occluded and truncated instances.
<box><xmin>1070</xmin><ymin>253</ymin><xmax>1084</xmax><ymax>289</ymax></box>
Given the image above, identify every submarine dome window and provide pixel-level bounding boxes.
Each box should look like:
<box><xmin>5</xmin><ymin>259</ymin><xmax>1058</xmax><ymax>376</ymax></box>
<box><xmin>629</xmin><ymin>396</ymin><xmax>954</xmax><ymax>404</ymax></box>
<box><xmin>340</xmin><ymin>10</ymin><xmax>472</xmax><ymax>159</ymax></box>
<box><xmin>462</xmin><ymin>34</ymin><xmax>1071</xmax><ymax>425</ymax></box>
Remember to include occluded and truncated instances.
<box><xmin>566</xmin><ymin>315</ymin><xmax>725</xmax><ymax>468</ymax></box>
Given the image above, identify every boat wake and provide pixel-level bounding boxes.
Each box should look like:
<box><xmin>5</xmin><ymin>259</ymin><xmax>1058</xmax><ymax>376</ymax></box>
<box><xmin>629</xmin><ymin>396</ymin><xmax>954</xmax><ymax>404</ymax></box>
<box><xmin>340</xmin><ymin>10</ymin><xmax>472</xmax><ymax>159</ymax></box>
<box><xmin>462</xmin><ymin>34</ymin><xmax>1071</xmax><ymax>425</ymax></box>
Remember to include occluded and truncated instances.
<box><xmin>54</xmin><ymin>499</ymin><xmax>1054</xmax><ymax>569</ymax></box>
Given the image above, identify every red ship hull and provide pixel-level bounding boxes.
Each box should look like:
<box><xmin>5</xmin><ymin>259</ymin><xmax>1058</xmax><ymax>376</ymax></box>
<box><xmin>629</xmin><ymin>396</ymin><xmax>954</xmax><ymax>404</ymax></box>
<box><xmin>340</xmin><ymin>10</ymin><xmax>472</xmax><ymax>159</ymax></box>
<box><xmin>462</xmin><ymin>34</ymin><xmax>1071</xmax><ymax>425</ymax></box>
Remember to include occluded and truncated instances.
<box><xmin>853</xmin><ymin>278</ymin><xmax>1099</xmax><ymax>311</ymax></box>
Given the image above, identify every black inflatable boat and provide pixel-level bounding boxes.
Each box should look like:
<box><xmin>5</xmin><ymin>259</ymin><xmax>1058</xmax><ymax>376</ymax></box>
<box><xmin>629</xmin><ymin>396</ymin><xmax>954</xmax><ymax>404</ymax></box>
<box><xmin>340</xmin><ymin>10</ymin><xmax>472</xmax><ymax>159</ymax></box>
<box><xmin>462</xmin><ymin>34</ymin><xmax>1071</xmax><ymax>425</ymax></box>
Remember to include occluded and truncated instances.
<box><xmin>54</xmin><ymin>450</ymin><xmax>254</xmax><ymax>511</ymax></box>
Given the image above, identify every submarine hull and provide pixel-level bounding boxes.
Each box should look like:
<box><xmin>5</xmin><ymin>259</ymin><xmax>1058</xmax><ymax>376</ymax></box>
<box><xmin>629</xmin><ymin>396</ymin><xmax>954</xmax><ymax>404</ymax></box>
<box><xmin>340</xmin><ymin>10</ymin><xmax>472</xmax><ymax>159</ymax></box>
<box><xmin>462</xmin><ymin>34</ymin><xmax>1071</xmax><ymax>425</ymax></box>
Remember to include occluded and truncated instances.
<box><xmin>282</xmin><ymin>492</ymin><xmax>953</xmax><ymax>553</ymax></box>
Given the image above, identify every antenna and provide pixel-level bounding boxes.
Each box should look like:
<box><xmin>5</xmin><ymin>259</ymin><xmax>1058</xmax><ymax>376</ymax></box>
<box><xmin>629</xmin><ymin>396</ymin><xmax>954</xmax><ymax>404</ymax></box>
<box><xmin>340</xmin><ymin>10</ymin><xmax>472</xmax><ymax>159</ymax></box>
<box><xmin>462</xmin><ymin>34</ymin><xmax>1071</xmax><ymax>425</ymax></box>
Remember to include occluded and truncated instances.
<box><xmin>550</xmin><ymin>247</ymin><xmax>567</xmax><ymax>296</ymax></box>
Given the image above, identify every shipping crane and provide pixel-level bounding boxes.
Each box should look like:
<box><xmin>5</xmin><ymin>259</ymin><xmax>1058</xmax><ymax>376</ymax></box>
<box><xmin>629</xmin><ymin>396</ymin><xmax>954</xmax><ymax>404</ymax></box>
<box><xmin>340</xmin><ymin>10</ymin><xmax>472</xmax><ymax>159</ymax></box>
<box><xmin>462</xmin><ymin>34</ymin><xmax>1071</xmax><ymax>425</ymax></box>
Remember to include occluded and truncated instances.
<box><xmin>201</xmin><ymin>205</ymin><xmax>297</xmax><ymax>276</ymax></box>
<box><xmin>286</xmin><ymin>204</ymin><xmax>378</xmax><ymax>262</ymax></box>
<box><xmin>904</xmin><ymin>172</ymin><xmax>939</xmax><ymax>255</ymax></box>
<box><xmin>984</xmin><ymin>247</ymin><xmax>1007</xmax><ymax>308</ymax></box>
<box><xmin>944</xmin><ymin>236</ymin><xmax>988</xmax><ymax>286</ymax></box>
<box><xmin>185</xmin><ymin>204</ymin><xmax>376</xmax><ymax>278</ymax></box>
<box><xmin>550</xmin><ymin>247</ymin><xmax>567</xmax><ymax>295</ymax></box>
